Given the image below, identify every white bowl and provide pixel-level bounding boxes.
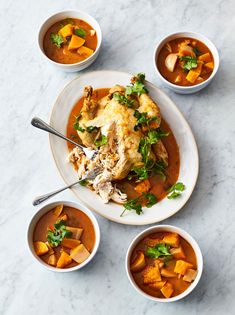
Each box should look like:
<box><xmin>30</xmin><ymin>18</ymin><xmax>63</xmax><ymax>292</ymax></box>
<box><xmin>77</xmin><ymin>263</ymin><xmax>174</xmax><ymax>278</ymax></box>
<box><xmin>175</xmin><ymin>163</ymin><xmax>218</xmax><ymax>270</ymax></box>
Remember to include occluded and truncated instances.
<box><xmin>153</xmin><ymin>32</ymin><xmax>219</xmax><ymax>94</ymax></box>
<box><xmin>38</xmin><ymin>10</ymin><xmax>102</xmax><ymax>72</ymax></box>
<box><xmin>27</xmin><ymin>200</ymin><xmax>100</xmax><ymax>272</ymax></box>
<box><xmin>126</xmin><ymin>225</ymin><xmax>203</xmax><ymax>302</ymax></box>
<box><xmin>49</xmin><ymin>71</ymin><xmax>199</xmax><ymax>225</ymax></box>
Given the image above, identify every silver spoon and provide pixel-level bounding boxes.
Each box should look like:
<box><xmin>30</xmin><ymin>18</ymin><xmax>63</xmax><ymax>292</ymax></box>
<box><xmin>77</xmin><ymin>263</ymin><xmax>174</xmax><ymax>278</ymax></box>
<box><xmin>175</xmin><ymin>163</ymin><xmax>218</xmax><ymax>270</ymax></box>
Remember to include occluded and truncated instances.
<box><xmin>33</xmin><ymin>167</ymin><xmax>101</xmax><ymax>206</ymax></box>
<box><xmin>31</xmin><ymin>117</ymin><xmax>98</xmax><ymax>160</ymax></box>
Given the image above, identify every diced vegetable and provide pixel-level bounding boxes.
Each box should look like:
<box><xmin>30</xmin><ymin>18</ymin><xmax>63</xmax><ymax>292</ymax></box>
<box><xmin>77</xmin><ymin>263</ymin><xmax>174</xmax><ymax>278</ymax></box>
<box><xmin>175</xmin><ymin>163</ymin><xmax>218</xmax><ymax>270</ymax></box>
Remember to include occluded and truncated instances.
<box><xmin>174</xmin><ymin>74</ymin><xmax>182</xmax><ymax>83</ymax></box>
<box><xmin>77</xmin><ymin>46</ymin><xmax>94</xmax><ymax>57</ymax></box>
<box><xmin>160</xmin><ymin>282</ymin><xmax>174</xmax><ymax>298</ymax></box>
<box><xmin>89</xmin><ymin>29</ymin><xmax>96</xmax><ymax>36</ymax></box>
<box><xmin>204</xmin><ymin>62</ymin><xmax>214</xmax><ymax>72</ymax></box>
<box><xmin>57</xmin><ymin>251</ymin><xmax>72</xmax><ymax>268</ymax></box>
<box><xmin>130</xmin><ymin>252</ymin><xmax>146</xmax><ymax>272</ymax></box>
<box><xmin>149</xmin><ymin>281</ymin><xmax>166</xmax><ymax>290</ymax></box>
<box><xmin>162</xmin><ymin>233</ymin><xmax>180</xmax><ymax>247</ymax></box>
<box><xmin>178</xmin><ymin>43</ymin><xmax>196</xmax><ymax>58</ymax></box>
<box><xmin>183</xmin><ymin>269</ymin><xmax>197</xmax><ymax>282</ymax></box>
<box><xmin>61</xmin><ymin>238</ymin><xmax>81</xmax><ymax>249</ymax></box>
<box><xmin>186</xmin><ymin>70</ymin><xmax>200</xmax><ymax>83</ymax></box>
<box><xmin>45</xmin><ymin>241</ymin><xmax>55</xmax><ymax>255</ymax></box>
<box><xmin>165</xmin><ymin>53</ymin><xmax>178</xmax><ymax>72</ymax></box>
<box><xmin>134</xmin><ymin>179</ymin><xmax>151</xmax><ymax>194</ymax></box>
<box><xmin>70</xmin><ymin>244</ymin><xmax>90</xmax><ymax>263</ymax></box>
<box><xmin>34</xmin><ymin>241</ymin><xmax>49</xmax><ymax>256</ymax></box>
<box><xmin>146</xmin><ymin>238</ymin><xmax>162</xmax><ymax>247</ymax></box>
<box><xmin>59</xmin><ymin>24</ymin><xmax>74</xmax><ymax>38</ymax></box>
<box><xmin>68</xmin><ymin>35</ymin><xmax>85</xmax><ymax>50</ymax></box>
<box><xmin>155</xmin><ymin>259</ymin><xmax>164</xmax><ymax>269</ymax></box>
<box><xmin>53</xmin><ymin>204</ymin><xmax>64</xmax><ymax>217</ymax></box>
<box><xmin>174</xmin><ymin>260</ymin><xmax>193</xmax><ymax>275</ymax></box>
<box><xmin>65</xmin><ymin>226</ymin><xmax>83</xmax><ymax>240</ymax></box>
<box><xmin>58</xmin><ymin>214</ymin><xmax>68</xmax><ymax>222</ymax></box>
<box><xmin>48</xmin><ymin>254</ymin><xmax>57</xmax><ymax>266</ymax></box>
<box><xmin>170</xmin><ymin>246</ymin><xmax>186</xmax><ymax>259</ymax></box>
<box><xmin>143</xmin><ymin>264</ymin><xmax>161</xmax><ymax>283</ymax></box>
<box><xmin>160</xmin><ymin>268</ymin><xmax>177</xmax><ymax>278</ymax></box>
<box><xmin>198</xmin><ymin>53</ymin><xmax>211</xmax><ymax>63</ymax></box>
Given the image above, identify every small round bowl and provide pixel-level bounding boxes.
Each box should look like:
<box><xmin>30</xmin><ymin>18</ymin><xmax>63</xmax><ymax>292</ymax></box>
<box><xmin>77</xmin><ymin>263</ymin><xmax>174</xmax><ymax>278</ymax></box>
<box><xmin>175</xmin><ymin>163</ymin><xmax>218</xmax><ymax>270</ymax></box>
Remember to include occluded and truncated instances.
<box><xmin>27</xmin><ymin>200</ymin><xmax>100</xmax><ymax>272</ymax></box>
<box><xmin>126</xmin><ymin>225</ymin><xmax>203</xmax><ymax>302</ymax></box>
<box><xmin>38</xmin><ymin>10</ymin><xmax>102</xmax><ymax>72</ymax></box>
<box><xmin>153</xmin><ymin>32</ymin><xmax>219</xmax><ymax>94</ymax></box>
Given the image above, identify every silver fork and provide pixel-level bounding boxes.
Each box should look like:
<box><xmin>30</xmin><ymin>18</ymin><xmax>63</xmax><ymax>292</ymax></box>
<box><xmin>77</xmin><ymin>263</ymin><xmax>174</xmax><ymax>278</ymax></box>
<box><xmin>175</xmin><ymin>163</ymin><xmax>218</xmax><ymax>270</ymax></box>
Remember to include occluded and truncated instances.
<box><xmin>31</xmin><ymin>117</ymin><xmax>98</xmax><ymax>160</ymax></box>
<box><xmin>32</xmin><ymin>167</ymin><xmax>101</xmax><ymax>206</ymax></box>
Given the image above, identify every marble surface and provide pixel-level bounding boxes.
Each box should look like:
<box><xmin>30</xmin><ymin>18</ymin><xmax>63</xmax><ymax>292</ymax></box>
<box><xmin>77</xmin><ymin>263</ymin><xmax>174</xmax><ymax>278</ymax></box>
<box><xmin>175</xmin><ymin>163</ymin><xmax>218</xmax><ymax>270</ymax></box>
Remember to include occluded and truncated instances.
<box><xmin>1</xmin><ymin>0</ymin><xmax>235</xmax><ymax>314</ymax></box>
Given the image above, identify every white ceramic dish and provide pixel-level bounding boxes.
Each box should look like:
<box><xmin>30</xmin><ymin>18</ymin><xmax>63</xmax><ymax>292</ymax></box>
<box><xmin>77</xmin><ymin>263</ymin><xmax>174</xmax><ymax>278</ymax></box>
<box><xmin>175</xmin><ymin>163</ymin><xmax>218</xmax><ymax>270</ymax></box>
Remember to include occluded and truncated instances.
<box><xmin>27</xmin><ymin>200</ymin><xmax>100</xmax><ymax>272</ymax></box>
<box><xmin>153</xmin><ymin>32</ymin><xmax>219</xmax><ymax>94</ymax></box>
<box><xmin>38</xmin><ymin>10</ymin><xmax>102</xmax><ymax>72</ymax></box>
<box><xmin>126</xmin><ymin>225</ymin><xmax>203</xmax><ymax>302</ymax></box>
<box><xmin>49</xmin><ymin>70</ymin><xmax>199</xmax><ymax>225</ymax></box>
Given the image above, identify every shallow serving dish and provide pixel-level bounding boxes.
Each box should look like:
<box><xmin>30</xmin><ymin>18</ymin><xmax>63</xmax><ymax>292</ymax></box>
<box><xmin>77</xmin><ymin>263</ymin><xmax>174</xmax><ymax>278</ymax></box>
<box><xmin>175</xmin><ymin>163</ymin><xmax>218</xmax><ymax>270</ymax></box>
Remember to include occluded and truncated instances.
<box><xmin>153</xmin><ymin>32</ymin><xmax>219</xmax><ymax>94</ymax></box>
<box><xmin>125</xmin><ymin>225</ymin><xmax>203</xmax><ymax>302</ymax></box>
<box><xmin>27</xmin><ymin>200</ymin><xmax>100</xmax><ymax>272</ymax></box>
<box><xmin>49</xmin><ymin>70</ymin><xmax>199</xmax><ymax>225</ymax></box>
<box><xmin>38</xmin><ymin>10</ymin><xmax>102</xmax><ymax>72</ymax></box>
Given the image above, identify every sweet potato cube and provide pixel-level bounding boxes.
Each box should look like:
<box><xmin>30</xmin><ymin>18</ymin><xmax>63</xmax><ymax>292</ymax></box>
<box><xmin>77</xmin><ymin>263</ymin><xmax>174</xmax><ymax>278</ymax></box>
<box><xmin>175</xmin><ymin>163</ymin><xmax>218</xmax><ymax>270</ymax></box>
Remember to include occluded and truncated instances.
<box><xmin>61</xmin><ymin>238</ymin><xmax>81</xmax><ymax>249</ymax></box>
<box><xmin>198</xmin><ymin>53</ymin><xmax>211</xmax><ymax>63</ymax></box>
<box><xmin>66</xmin><ymin>226</ymin><xmax>83</xmax><ymax>240</ymax></box>
<box><xmin>160</xmin><ymin>268</ymin><xmax>177</xmax><ymax>278</ymax></box>
<box><xmin>162</xmin><ymin>233</ymin><xmax>180</xmax><ymax>247</ymax></box>
<box><xmin>58</xmin><ymin>214</ymin><xmax>68</xmax><ymax>222</ymax></box>
<box><xmin>70</xmin><ymin>244</ymin><xmax>90</xmax><ymax>264</ymax></box>
<box><xmin>143</xmin><ymin>264</ymin><xmax>161</xmax><ymax>284</ymax></box>
<box><xmin>48</xmin><ymin>254</ymin><xmax>57</xmax><ymax>266</ymax></box>
<box><xmin>183</xmin><ymin>269</ymin><xmax>198</xmax><ymax>282</ymax></box>
<box><xmin>155</xmin><ymin>259</ymin><xmax>164</xmax><ymax>269</ymax></box>
<box><xmin>134</xmin><ymin>179</ymin><xmax>151</xmax><ymax>194</ymax></box>
<box><xmin>161</xmin><ymin>282</ymin><xmax>174</xmax><ymax>298</ymax></box>
<box><xmin>77</xmin><ymin>46</ymin><xmax>94</xmax><ymax>57</ymax></box>
<box><xmin>170</xmin><ymin>246</ymin><xmax>186</xmax><ymax>259</ymax></box>
<box><xmin>130</xmin><ymin>252</ymin><xmax>146</xmax><ymax>272</ymax></box>
<box><xmin>174</xmin><ymin>260</ymin><xmax>193</xmax><ymax>275</ymax></box>
<box><xmin>34</xmin><ymin>241</ymin><xmax>49</xmax><ymax>256</ymax></box>
<box><xmin>149</xmin><ymin>281</ymin><xmax>166</xmax><ymax>290</ymax></box>
<box><xmin>59</xmin><ymin>24</ymin><xmax>74</xmax><ymax>38</ymax></box>
<box><xmin>53</xmin><ymin>204</ymin><xmax>63</xmax><ymax>217</ymax></box>
<box><xmin>186</xmin><ymin>70</ymin><xmax>200</xmax><ymax>83</ymax></box>
<box><xmin>204</xmin><ymin>62</ymin><xmax>214</xmax><ymax>72</ymax></box>
<box><xmin>68</xmin><ymin>35</ymin><xmax>85</xmax><ymax>50</ymax></box>
<box><xmin>56</xmin><ymin>251</ymin><xmax>72</xmax><ymax>268</ymax></box>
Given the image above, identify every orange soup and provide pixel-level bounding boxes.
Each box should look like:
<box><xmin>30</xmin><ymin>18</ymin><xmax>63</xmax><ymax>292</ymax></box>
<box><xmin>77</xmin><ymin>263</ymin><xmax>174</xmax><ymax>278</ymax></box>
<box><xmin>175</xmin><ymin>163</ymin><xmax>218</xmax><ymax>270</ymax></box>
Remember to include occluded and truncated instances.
<box><xmin>33</xmin><ymin>204</ymin><xmax>95</xmax><ymax>269</ymax></box>
<box><xmin>130</xmin><ymin>232</ymin><xmax>197</xmax><ymax>298</ymax></box>
<box><xmin>157</xmin><ymin>37</ymin><xmax>214</xmax><ymax>86</ymax></box>
<box><xmin>43</xmin><ymin>18</ymin><xmax>98</xmax><ymax>64</ymax></box>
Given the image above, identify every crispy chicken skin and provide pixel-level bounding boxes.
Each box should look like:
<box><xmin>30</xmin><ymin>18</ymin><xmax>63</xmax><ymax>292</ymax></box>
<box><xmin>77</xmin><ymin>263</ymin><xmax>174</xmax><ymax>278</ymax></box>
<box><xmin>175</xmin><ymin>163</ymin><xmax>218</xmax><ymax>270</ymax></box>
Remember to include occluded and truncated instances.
<box><xmin>68</xmin><ymin>76</ymin><xmax>168</xmax><ymax>203</ymax></box>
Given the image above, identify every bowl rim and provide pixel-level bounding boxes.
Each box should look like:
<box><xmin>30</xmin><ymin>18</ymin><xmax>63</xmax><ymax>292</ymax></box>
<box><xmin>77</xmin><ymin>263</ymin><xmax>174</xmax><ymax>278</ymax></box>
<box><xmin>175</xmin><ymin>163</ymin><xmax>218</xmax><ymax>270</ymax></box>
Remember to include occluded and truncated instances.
<box><xmin>125</xmin><ymin>224</ymin><xmax>203</xmax><ymax>302</ymax></box>
<box><xmin>153</xmin><ymin>31</ymin><xmax>220</xmax><ymax>90</ymax></box>
<box><xmin>37</xmin><ymin>9</ymin><xmax>102</xmax><ymax>67</ymax></box>
<box><xmin>27</xmin><ymin>200</ymin><xmax>100</xmax><ymax>272</ymax></box>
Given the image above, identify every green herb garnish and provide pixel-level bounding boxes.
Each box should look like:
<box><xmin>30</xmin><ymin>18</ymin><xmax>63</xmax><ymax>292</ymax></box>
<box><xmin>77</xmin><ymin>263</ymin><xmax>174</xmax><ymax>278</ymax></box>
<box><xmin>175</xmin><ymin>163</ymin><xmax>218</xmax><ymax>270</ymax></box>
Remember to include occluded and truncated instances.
<box><xmin>50</xmin><ymin>33</ymin><xmax>64</xmax><ymax>48</ymax></box>
<box><xmin>134</xmin><ymin>111</ymin><xmax>157</xmax><ymax>131</ymax></box>
<box><xmin>94</xmin><ymin>135</ymin><xmax>107</xmax><ymax>148</ymax></box>
<box><xmin>167</xmin><ymin>182</ymin><xmax>186</xmax><ymax>199</ymax></box>
<box><xmin>125</xmin><ymin>73</ymin><xmax>148</xmax><ymax>97</ymax></box>
<box><xmin>193</xmin><ymin>47</ymin><xmax>201</xmax><ymax>56</ymax></box>
<box><xmin>79</xmin><ymin>179</ymin><xmax>88</xmax><ymax>186</ymax></box>
<box><xmin>153</xmin><ymin>161</ymin><xmax>167</xmax><ymax>180</ymax></box>
<box><xmin>145</xmin><ymin>243</ymin><xmax>172</xmax><ymax>259</ymax></box>
<box><xmin>180</xmin><ymin>56</ymin><xmax>198</xmax><ymax>71</ymax></box>
<box><xmin>74</xmin><ymin>28</ymin><xmax>87</xmax><ymax>38</ymax></box>
<box><xmin>73</xmin><ymin>115</ymin><xmax>85</xmax><ymax>132</ymax></box>
<box><xmin>86</xmin><ymin>126</ymin><xmax>98</xmax><ymax>133</ymax></box>
<box><xmin>47</xmin><ymin>220</ymin><xmax>72</xmax><ymax>247</ymax></box>
<box><xmin>144</xmin><ymin>192</ymin><xmax>157</xmax><ymax>208</ymax></box>
<box><xmin>113</xmin><ymin>93</ymin><xmax>135</xmax><ymax>108</ymax></box>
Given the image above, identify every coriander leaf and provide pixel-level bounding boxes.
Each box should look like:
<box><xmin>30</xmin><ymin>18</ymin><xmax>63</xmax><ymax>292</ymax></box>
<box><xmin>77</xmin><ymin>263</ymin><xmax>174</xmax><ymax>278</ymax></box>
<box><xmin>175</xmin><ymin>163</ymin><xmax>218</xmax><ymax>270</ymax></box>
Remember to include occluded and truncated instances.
<box><xmin>136</xmin><ymin>73</ymin><xmax>146</xmax><ymax>83</ymax></box>
<box><xmin>167</xmin><ymin>182</ymin><xmax>186</xmax><ymax>199</ymax></box>
<box><xmin>74</xmin><ymin>115</ymin><xmax>85</xmax><ymax>132</ymax></box>
<box><xmin>125</xmin><ymin>73</ymin><xmax>148</xmax><ymax>97</ymax></box>
<box><xmin>47</xmin><ymin>220</ymin><xmax>72</xmax><ymax>247</ymax></box>
<box><xmin>180</xmin><ymin>56</ymin><xmax>198</xmax><ymax>71</ymax></box>
<box><xmin>50</xmin><ymin>33</ymin><xmax>64</xmax><ymax>48</ymax></box>
<box><xmin>138</xmin><ymin>138</ymin><xmax>151</xmax><ymax>165</ymax></box>
<box><xmin>131</xmin><ymin>166</ymin><xmax>149</xmax><ymax>181</ymax></box>
<box><xmin>144</xmin><ymin>192</ymin><xmax>157</xmax><ymax>207</ymax></box>
<box><xmin>145</xmin><ymin>243</ymin><xmax>172</xmax><ymax>259</ymax></box>
<box><xmin>121</xmin><ymin>198</ymin><xmax>143</xmax><ymax>217</ymax></box>
<box><xmin>74</xmin><ymin>28</ymin><xmax>87</xmax><ymax>38</ymax></box>
<box><xmin>86</xmin><ymin>126</ymin><xmax>98</xmax><ymax>133</ymax></box>
<box><xmin>134</xmin><ymin>110</ymin><xmax>157</xmax><ymax>131</ymax></box>
<box><xmin>113</xmin><ymin>92</ymin><xmax>135</xmax><ymax>108</ymax></box>
<box><xmin>153</xmin><ymin>161</ymin><xmax>166</xmax><ymax>180</ymax></box>
<box><xmin>94</xmin><ymin>135</ymin><xmax>107</xmax><ymax>148</ymax></box>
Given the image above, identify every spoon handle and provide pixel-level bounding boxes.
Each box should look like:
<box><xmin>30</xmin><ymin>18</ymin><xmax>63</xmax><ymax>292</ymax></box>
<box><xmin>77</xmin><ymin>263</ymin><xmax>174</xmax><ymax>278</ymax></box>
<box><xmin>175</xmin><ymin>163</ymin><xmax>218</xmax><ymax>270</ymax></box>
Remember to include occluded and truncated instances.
<box><xmin>31</xmin><ymin>117</ymin><xmax>80</xmax><ymax>148</ymax></box>
<box><xmin>32</xmin><ymin>180</ymin><xmax>80</xmax><ymax>206</ymax></box>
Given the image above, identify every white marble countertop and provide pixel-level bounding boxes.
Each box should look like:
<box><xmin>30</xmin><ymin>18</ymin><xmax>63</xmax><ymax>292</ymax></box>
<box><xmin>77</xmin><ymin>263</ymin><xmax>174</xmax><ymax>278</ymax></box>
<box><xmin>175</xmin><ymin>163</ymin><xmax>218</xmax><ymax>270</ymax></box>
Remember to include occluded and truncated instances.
<box><xmin>1</xmin><ymin>0</ymin><xmax>235</xmax><ymax>314</ymax></box>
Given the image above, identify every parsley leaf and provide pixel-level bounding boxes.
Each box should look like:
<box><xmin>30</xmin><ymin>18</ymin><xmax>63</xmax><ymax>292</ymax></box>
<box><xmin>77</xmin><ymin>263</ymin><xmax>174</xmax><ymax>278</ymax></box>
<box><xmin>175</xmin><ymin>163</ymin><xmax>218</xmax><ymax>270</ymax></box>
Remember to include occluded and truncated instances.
<box><xmin>74</xmin><ymin>28</ymin><xmax>87</xmax><ymax>38</ymax></box>
<box><xmin>94</xmin><ymin>135</ymin><xmax>107</xmax><ymax>148</ymax></box>
<box><xmin>73</xmin><ymin>115</ymin><xmax>85</xmax><ymax>132</ymax></box>
<box><xmin>167</xmin><ymin>182</ymin><xmax>186</xmax><ymax>199</ymax></box>
<box><xmin>113</xmin><ymin>92</ymin><xmax>135</xmax><ymax>108</ymax></box>
<box><xmin>145</xmin><ymin>243</ymin><xmax>172</xmax><ymax>259</ymax></box>
<box><xmin>50</xmin><ymin>33</ymin><xmax>64</xmax><ymax>48</ymax></box>
<box><xmin>180</xmin><ymin>56</ymin><xmax>198</xmax><ymax>71</ymax></box>
<box><xmin>47</xmin><ymin>220</ymin><xmax>72</xmax><ymax>247</ymax></box>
